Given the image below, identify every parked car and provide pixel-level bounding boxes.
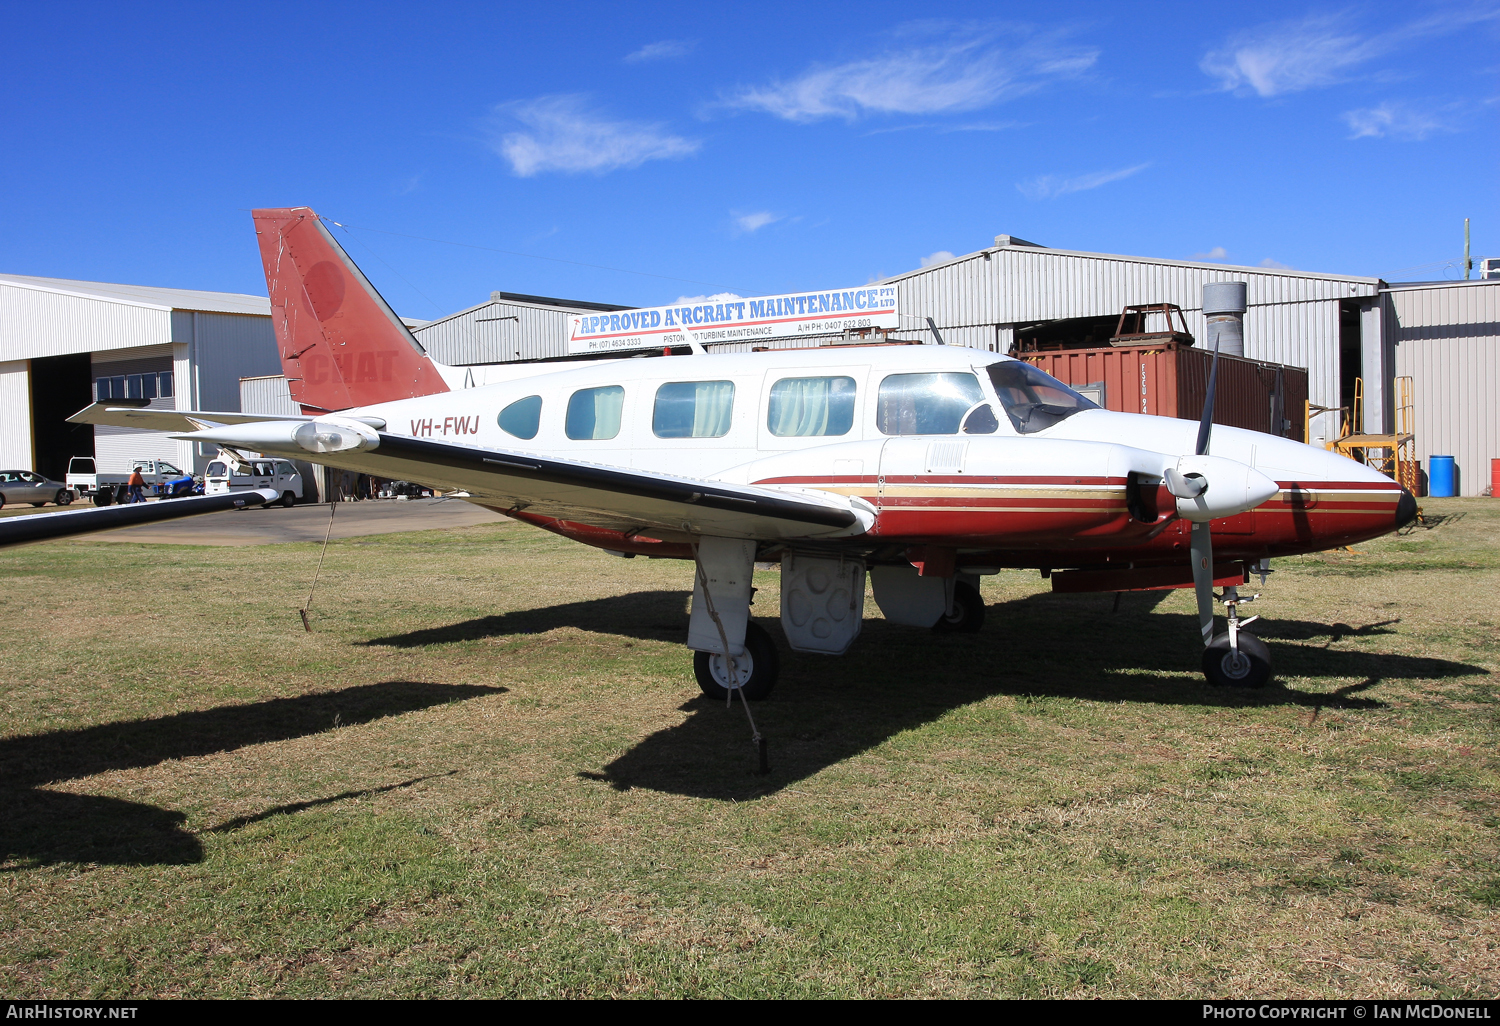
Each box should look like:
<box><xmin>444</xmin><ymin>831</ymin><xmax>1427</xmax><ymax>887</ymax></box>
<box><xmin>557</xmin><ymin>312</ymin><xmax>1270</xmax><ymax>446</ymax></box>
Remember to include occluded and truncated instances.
<box><xmin>0</xmin><ymin>470</ymin><xmax>73</xmax><ymax>508</ymax></box>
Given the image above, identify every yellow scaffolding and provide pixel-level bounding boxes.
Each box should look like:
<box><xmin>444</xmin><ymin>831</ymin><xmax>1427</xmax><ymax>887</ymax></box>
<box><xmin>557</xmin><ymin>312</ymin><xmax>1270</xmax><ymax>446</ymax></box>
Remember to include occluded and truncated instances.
<box><xmin>1313</xmin><ymin>376</ymin><xmax>1417</xmax><ymax>492</ymax></box>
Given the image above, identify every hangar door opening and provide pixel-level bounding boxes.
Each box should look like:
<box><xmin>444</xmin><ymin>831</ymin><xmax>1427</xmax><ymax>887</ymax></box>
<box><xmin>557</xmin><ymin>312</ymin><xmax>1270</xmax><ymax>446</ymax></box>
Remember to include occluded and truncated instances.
<box><xmin>1338</xmin><ymin>299</ymin><xmax>1363</xmax><ymax>421</ymax></box>
<box><xmin>28</xmin><ymin>354</ymin><xmax>93</xmax><ymax>481</ymax></box>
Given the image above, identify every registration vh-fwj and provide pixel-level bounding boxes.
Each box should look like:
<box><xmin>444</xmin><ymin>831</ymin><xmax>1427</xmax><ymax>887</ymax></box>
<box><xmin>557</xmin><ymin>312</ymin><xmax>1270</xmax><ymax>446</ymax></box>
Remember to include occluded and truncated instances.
<box><xmin>57</xmin><ymin>207</ymin><xmax>1416</xmax><ymax>704</ymax></box>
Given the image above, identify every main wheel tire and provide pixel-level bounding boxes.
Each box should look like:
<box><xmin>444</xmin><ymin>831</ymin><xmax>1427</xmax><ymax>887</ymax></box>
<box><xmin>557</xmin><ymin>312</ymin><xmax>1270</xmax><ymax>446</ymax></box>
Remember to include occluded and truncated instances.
<box><xmin>694</xmin><ymin>621</ymin><xmax>780</xmax><ymax>702</ymax></box>
<box><xmin>1202</xmin><ymin>631</ymin><xmax>1272</xmax><ymax>689</ymax></box>
<box><xmin>55</xmin><ymin>489</ymin><xmax>73</xmax><ymax>506</ymax></box>
<box><xmin>932</xmin><ymin>581</ymin><xmax>986</xmax><ymax>634</ymax></box>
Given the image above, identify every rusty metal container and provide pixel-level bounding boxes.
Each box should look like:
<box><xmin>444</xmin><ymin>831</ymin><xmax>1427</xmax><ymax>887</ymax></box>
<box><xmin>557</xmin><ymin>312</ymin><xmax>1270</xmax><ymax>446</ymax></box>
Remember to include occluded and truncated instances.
<box><xmin>1022</xmin><ymin>344</ymin><xmax>1308</xmax><ymax>441</ymax></box>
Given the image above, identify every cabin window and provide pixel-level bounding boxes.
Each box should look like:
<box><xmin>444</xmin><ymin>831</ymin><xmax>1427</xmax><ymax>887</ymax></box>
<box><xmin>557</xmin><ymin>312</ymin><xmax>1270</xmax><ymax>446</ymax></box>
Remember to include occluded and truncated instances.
<box><xmin>986</xmin><ymin>361</ymin><xmax>1097</xmax><ymax>434</ymax></box>
<box><xmin>876</xmin><ymin>372</ymin><xmax>985</xmax><ymax>435</ymax></box>
<box><xmin>767</xmin><ymin>376</ymin><xmax>857</xmax><ymax>437</ymax></box>
<box><xmin>498</xmin><ymin>395</ymin><xmax>542</xmax><ymax>440</ymax></box>
<box><xmin>653</xmin><ymin>381</ymin><xmax>735</xmax><ymax>438</ymax></box>
<box><xmin>565</xmin><ymin>385</ymin><xmax>625</xmax><ymax>440</ymax></box>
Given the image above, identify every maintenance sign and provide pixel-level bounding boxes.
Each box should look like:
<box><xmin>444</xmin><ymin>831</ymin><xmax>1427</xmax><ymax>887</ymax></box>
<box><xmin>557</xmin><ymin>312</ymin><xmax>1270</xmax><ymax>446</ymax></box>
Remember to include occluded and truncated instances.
<box><xmin>567</xmin><ymin>286</ymin><xmax>899</xmax><ymax>355</ymax></box>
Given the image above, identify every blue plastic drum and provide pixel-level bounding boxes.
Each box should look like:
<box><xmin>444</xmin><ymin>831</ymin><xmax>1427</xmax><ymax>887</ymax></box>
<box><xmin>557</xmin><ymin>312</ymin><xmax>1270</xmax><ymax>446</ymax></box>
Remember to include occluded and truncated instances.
<box><xmin>1428</xmin><ymin>455</ymin><xmax>1457</xmax><ymax>497</ymax></box>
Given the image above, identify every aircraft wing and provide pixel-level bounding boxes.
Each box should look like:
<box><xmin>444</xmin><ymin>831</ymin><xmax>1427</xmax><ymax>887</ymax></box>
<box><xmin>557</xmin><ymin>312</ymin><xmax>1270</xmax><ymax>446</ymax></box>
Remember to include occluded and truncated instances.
<box><xmin>173</xmin><ymin>420</ymin><xmax>872</xmax><ymax>541</ymax></box>
<box><xmin>67</xmin><ymin>402</ymin><xmax>312</xmax><ymax>433</ymax></box>
<box><xmin>0</xmin><ymin>490</ymin><xmax>279</xmax><ymax>548</ymax></box>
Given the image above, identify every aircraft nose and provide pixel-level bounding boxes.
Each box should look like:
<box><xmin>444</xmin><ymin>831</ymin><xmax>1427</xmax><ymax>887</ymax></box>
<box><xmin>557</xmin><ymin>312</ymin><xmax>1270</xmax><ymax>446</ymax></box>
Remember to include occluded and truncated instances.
<box><xmin>1396</xmin><ymin>487</ymin><xmax>1418</xmax><ymax>529</ymax></box>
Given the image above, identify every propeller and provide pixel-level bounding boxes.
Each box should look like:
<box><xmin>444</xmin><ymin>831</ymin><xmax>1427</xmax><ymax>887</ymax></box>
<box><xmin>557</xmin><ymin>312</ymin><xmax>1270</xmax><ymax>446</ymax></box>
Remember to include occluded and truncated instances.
<box><xmin>1189</xmin><ymin>336</ymin><xmax>1223</xmax><ymax>645</ymax></box>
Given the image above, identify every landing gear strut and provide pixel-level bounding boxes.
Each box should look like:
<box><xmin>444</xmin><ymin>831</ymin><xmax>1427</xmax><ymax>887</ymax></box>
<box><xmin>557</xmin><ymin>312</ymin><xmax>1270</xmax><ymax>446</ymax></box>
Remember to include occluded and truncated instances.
<box><xmin>1202</xmin><ymin>585</ymin><xmax>1272</xmax><ymax>688</ymax></box>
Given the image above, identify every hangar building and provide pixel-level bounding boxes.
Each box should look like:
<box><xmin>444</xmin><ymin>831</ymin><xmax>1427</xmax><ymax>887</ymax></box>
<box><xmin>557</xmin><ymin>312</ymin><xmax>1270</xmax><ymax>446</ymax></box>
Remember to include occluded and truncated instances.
<box><xmin>0</xmin><ymin>274</ymin><xmax>281</xmax><ymax>480</ymax></box>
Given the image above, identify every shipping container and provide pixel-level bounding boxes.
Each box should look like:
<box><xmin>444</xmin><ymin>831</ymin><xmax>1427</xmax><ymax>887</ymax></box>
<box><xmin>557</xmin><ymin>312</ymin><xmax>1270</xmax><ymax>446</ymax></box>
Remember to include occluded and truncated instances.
<box><xmin>1022</xmin><ymin>344</ymin><xmax>1308</xmax><ymax>441</ymax></box>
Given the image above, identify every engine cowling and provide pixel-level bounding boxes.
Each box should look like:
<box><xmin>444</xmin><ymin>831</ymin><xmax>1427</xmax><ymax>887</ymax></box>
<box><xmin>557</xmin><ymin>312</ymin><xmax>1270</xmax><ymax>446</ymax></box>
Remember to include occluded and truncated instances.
<box><xmin>1166</xmin><ymin>455</ymin><xmax>1278</xmax><ymax>522</ymax></box>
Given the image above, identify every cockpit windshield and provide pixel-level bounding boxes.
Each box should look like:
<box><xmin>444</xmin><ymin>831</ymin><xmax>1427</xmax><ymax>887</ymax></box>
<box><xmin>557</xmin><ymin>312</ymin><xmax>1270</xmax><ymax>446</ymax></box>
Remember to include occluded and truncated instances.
<box><xmin>986</xmin><ymin>360</ymin><xmax>1099</xmax><ymax>434</ymax></box>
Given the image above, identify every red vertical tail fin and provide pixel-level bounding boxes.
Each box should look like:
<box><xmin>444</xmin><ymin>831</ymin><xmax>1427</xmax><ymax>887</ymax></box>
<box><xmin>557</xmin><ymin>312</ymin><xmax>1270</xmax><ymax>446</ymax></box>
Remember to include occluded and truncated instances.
<box><xmin>252</xmin><ymin>207</ymin><xmax>448</xmax><ymax>413</ymax></box>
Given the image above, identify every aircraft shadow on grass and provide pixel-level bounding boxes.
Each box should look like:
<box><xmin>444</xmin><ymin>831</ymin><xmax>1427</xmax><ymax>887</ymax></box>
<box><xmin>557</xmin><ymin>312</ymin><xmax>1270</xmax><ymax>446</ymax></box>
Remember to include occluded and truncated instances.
<box><xmin>0</xmin><ymin>680</ymin><xmax>503</xmax><ymax>869</ymax></box>
<box><xmin>426</xmin><ymin>587</ymin><xmax>1482</xmax><ymax>801</ymax></box>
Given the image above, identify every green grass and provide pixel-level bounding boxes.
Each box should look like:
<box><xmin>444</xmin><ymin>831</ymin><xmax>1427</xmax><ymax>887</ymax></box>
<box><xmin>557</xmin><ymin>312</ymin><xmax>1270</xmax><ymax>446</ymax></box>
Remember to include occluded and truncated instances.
<box><xmin>0</xmin><ymin>497</ymin><xmax>1496</xmax><ymax>998</ymax></box>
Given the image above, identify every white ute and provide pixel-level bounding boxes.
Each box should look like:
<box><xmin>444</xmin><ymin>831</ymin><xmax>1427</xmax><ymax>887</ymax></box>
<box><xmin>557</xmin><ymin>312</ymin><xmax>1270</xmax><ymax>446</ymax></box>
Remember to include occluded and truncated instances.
<box><xmin>65</xmin><ymin>457</ymin><xmax>186</xmax><ymax>501</ymax></box>
<box><xmin>204</xmin><ymin>454</ymin><xmax>303</xmax><ymax>507</ymax></box>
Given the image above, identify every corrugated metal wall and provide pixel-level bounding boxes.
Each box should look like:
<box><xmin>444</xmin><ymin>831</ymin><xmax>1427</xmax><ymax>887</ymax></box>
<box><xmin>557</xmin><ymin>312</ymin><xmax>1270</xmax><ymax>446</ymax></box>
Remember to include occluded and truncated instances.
<box><xmin>0</xmin><ymin>360</ymin><xmax>32</xmax><ymax>469</ymax></box>
<box><xmin>171</xmin><ymin>311</ymin><xmax>280</xmax><ymax>470</ymax></box>
<box><xmin>1389</xmin><ymin>281</ymin><xmax>1500</xmax><ymax>496</ymax></box>
<box><xmin>0</xmin><ymin>284</ymin><xmax>170</xmax><ymax>359</ymax></box>
<box><xmin>239</xmin><ymin>374</ymin><xmax>300</xmax><ymax>417</ymax></box>
<box><xmin>415</xmin><ymin>299</ymin><xmax>580</xmax><ymax>365</ymax></box>
<box><xmin>240</xmin><ymin>375</ymin><xmax>323</xmax><ymax>501</ymax></box>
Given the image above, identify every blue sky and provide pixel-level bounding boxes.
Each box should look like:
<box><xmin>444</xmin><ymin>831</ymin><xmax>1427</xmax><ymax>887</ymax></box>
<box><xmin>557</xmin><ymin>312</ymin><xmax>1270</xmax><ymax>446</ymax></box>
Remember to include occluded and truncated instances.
<box><xmin>2</xmin><ymin>1</ymin><xmax>1495</xmax><ymax>317</ymax></box>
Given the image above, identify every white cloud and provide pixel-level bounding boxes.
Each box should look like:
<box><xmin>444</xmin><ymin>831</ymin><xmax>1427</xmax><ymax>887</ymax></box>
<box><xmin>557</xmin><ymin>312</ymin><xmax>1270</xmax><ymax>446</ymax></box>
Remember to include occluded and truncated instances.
<box><xmin>920</xmin><ymin>250</ymin><xmax>956</xmax><ymax>268</ymax></box>
<box><xmin>733</xmin><ymin>211</ymin><xmax>782</xmax><ymax>234</ymax></box>
<box><xmin>1202</xmin><ymin>9</ymin><xmax>1500</xmax><ymax>97</ymax></box>
<box><xmin>719</xmin><ymin>25</ymin><xmax>1096</xmax><ymax>122</ymax></box>
<box><xmin>1343</xmin><ymin>100</ymin><xmax>1461</xmax><ymax>140</ymax></box>
<box><xmin>490</xmin><ymin>95</ymin><xmax>699</xmax><ymax>177</ymax></box>
<box><xmin>1259</xmin><ymin>257</ymin><xmax>1294</xmax><ymax>270</ymax></box>
<box><xmin>673</xmin><ymin>291</ymin><xmax>744</xmax><ymax>306</ymax></box>
<box><xmin>1017</xmin><ymin>163</ymin><xmax>1150</xmax><ymax>201</ymax></box>
<box><xmin>1193</xmin><ymin>247</ymin><xmax>1229</xmax><ymax>261</ymax></box>
<box><xmin>625</xmin><ymin>39</ymin><xmax>694</xmax><ymax>63</ymax></box>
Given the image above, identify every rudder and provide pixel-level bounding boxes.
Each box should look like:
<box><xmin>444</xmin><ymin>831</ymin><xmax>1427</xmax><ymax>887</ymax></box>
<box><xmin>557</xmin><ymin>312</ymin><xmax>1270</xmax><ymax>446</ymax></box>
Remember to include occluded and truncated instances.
<box><xmin>252</xmin><ymin>207</ymin><xmax>448</xmax><ymax>413</ymax></box>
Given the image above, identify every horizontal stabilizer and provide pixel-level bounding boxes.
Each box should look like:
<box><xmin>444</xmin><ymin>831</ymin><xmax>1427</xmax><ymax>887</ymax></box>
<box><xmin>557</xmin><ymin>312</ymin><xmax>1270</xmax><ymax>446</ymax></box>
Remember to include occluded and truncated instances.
<box><xmin>67</xmin><ymin>403</ymin><xmax>311</xmax><ymax>433</ymax></box>
<box><xmin>0</xmin><ymin>491</ymin><xmax>278</xmax><ymax>548</ymax></box>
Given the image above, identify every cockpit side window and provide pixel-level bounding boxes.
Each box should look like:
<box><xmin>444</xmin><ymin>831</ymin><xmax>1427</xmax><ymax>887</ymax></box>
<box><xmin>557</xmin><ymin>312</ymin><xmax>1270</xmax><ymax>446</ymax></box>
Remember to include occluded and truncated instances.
<box><xmin>876</xmin><ymin>373</ymin><xmax>984</xmax><ymax>435</ymax></box>
<box><xmin>986</xmin><ymin>360</ymin><xmax>1098</xmax><ymax>434</ymax></box>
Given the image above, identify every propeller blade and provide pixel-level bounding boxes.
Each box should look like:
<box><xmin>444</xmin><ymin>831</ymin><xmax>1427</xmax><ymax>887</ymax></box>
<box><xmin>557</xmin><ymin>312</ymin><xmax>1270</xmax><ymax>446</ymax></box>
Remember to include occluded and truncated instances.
<box><xmin>1195</xmin><ymin>334</ymin><xmax>1222</xmax><ymax>457</ymax></box>
<box><xmin>1190</xmin><ymin>521</ymin><xmax>1216</xmax><ymax>645</ymax></box>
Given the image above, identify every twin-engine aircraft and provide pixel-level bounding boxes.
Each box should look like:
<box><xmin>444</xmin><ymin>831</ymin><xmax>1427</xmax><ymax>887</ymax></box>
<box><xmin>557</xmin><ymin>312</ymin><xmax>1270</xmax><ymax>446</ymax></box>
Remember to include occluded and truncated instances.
<box><xmin>64</xmin><ymin>207</ymin><xmax>1416</xmax><ymax>695</ymax></box>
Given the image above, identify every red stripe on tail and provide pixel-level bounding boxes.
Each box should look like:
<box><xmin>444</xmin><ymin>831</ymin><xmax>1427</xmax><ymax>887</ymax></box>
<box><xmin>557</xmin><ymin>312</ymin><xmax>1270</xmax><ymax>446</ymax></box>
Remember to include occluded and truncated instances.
<box><xmin>252</xmin><ymin>207</ymin><xmax>448</xmax><ymax>413</ymax></box>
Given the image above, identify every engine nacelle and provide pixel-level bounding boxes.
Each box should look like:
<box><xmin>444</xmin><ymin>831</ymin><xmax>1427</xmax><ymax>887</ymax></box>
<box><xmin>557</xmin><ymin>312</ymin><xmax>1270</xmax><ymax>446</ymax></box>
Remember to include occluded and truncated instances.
<box><xmin>1168</xmin><ymin>455</ymin><xmax>1278</xmax><ymax>523</ymax></box>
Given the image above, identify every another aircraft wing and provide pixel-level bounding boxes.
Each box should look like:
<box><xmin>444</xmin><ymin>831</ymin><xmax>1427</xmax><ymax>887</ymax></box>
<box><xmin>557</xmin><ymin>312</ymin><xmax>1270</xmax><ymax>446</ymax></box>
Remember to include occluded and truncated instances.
<box><xmin>172</xmin><ymin>420</ymin><xmax>872</xmax><ymax>541</ymax></box>
<box><xmin>68</xmin><ymin>402</ymin><xmax>312</xmax><ymax>433</ymax></box>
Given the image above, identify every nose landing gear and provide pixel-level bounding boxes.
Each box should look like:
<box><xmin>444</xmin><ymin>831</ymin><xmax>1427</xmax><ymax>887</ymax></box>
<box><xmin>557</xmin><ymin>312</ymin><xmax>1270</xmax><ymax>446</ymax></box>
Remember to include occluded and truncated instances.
<box><xmin>1202</xmin><ymin>585</ymin><xmax>1271</xmax><ymax>688</ymax></box>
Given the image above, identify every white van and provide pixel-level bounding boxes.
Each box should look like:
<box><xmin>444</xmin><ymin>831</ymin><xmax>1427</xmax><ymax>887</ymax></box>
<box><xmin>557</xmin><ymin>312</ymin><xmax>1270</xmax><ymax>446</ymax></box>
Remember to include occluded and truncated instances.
<box><xmin>204</xmin><ymin>457</ymin><xmax>303</xmax><ymax>507</ymax></box>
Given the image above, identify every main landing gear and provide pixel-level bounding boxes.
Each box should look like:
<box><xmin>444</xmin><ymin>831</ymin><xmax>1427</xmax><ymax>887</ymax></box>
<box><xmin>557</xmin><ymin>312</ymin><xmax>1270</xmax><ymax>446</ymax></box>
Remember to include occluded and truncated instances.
<box><xmin>694</xmin><ymin>621</ymin><xmax>780</xmax><ymax>701</ymax></box>
<box><xmin>1202</xmin><ymin>585</ymin><xmax>1271</xmax><ymax>688</ymax></box>
<box><xmin>932</xmin><ymin>580</ymin><xmax>985</xmax><ymax>634</ymax></box>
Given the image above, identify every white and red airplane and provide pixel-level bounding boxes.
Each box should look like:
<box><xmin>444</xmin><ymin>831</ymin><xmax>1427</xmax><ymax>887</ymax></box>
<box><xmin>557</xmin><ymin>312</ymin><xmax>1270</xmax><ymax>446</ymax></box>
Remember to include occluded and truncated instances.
<box><xmin>58</xmin><ymin>207</ymin><xmax>1416</xmax><ymax>695</ymax></box>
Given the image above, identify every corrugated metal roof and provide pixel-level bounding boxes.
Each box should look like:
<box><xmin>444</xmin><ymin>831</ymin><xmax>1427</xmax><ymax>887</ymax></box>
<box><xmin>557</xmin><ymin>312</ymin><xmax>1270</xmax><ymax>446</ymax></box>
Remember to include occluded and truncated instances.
<box><xmin>0</xmin><ymin>273</ymin><xmax>270</xmax><ymax>315</ymax></box>
<box><xmin>880</xmin><ymin>242</ymin><xmax>1382</xmax><ymax>288</ymax></box>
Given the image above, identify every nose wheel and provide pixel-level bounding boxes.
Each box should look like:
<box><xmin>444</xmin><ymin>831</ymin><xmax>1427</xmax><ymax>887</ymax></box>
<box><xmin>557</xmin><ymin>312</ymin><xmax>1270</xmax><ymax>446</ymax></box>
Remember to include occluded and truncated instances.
<box><xmin>1201</xmin><ymin>585</ymin><xmax>1272</xmax><ymax>688</ymax></box>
